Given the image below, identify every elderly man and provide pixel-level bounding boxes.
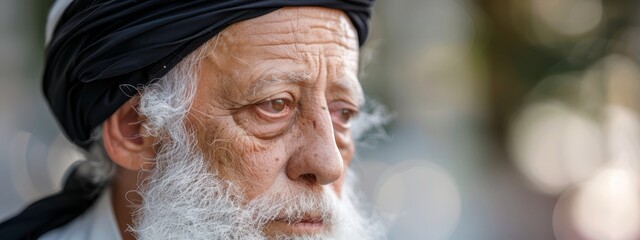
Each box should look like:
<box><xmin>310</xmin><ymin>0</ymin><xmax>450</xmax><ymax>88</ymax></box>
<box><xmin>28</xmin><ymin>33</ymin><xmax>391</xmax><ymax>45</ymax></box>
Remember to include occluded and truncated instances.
<box><xmin>0</xmin><ymin>1</ymin><xmax>383</xmax><ymax>239</ymax></box>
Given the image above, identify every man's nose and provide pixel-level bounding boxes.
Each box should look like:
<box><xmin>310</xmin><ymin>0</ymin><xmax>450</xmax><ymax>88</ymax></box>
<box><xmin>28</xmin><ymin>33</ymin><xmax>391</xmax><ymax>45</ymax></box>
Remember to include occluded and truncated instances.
<box><xmin>286</xmin><ymin>110</ymin><xmax>344</xmax><ymax>185</ymax></box>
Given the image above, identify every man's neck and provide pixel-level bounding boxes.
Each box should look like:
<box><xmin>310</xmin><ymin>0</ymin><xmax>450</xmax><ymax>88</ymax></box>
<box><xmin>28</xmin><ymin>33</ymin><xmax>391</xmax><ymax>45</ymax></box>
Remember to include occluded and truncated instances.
<box><xmin>110</xmin><ymin>166</ymin><xmax>143</xmax><ymax>240</ymax></box>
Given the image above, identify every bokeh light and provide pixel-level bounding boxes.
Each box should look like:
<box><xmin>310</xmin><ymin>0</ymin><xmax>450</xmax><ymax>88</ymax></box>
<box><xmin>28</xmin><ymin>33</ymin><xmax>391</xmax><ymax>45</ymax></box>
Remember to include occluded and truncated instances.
<box><xmin>375</xmin><ymin>161</ymin><xmax>461</xmax><ymax>240</ymax></box>
<box><xmin>510</xmin><ymin>101</ymin><xmax>605</xmax><ymax>195</ymax></box>
<box><xmin>571</xmin><ymin>167</ymin><xmax>640</xmax><ymax>240</ymax></box>
<box><xmin>532</xmin><ymin>0</ymin><xmax>603</xmax><ymax>37</ymax></box>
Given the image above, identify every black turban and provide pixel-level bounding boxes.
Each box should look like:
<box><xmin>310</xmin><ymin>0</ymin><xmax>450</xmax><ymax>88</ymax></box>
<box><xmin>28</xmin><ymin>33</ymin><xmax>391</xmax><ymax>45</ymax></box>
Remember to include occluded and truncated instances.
<box><xmin>44</xmin><ymin>0</ymin><xmax>374</xmax><ymax>149</ymax></box>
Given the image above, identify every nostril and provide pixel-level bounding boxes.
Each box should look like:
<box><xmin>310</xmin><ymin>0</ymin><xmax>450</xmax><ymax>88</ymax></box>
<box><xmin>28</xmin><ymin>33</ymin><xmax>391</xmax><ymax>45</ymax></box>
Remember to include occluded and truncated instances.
<box><xmin>300</xmin><ymin>173</ymin><xmax>317</xmax><ymax>184</ymax></box>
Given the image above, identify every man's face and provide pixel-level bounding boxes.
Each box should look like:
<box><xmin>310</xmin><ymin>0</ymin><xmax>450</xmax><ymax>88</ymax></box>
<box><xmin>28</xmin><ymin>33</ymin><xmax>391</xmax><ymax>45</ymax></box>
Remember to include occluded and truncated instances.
<box><xmin>185</xmin><ymin>7</ymin><xmax>362</xmax><ymax>236</ymax></box>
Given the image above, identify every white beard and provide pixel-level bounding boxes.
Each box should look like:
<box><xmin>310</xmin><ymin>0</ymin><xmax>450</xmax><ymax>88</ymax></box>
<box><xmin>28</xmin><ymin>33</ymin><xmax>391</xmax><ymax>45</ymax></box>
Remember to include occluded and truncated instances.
<box><xmin>131</xmin><ymin>131</ymin><xmax>383</xmax><ymax>240</ymax></box>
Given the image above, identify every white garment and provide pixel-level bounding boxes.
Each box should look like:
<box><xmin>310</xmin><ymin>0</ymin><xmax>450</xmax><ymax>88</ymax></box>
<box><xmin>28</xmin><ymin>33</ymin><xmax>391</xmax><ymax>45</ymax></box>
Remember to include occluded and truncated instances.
<box><xmin>39</xmin><ymin>188</ymin><xmax>122</xmax><ymax>240</ymax></box>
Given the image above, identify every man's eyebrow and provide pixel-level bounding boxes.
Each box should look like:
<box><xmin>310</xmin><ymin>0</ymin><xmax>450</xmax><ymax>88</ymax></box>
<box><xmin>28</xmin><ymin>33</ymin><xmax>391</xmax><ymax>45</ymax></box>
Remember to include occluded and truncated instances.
<box><xmin>247</xmin><ymin>72</ymin><xmax>364</xmax><ymax>106</ymax></box>
<box><xmin>330</xmin><ymin>78</ymin><xmax>365</xmax><ymax>107</ymax></box>
<box><xmin>248</xmin><ymin>71</ymin><xmax>312</xmax><ymax>96</ymax></box>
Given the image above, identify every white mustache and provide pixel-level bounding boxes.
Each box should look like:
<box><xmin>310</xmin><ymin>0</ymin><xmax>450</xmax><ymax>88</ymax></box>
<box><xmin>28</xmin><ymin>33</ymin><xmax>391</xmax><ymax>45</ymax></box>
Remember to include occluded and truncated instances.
<box><xmin>248</xmin><ymin>189</ymin><xmax>337</xmax><ymax>225</ymax></box>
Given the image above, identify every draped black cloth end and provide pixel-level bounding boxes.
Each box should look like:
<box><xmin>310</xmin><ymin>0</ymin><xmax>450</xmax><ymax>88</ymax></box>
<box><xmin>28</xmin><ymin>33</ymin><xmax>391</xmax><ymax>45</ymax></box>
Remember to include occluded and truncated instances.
<box><xmin>43</xmin><ymin>0</ymin><xmax>374</xmax><ymax>150</ymax></box>
<box><xmin>0</xmin><ymin>165</ymin><xmax>107</xmax><ymax>240</ymax></box>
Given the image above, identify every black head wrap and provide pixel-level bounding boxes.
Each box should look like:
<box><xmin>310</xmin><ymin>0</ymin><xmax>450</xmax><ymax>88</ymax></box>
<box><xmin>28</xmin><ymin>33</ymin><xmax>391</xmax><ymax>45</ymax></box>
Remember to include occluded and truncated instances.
<box><xmin>44</xmin><ymin>0</ymin><xmax>374</xmax><ymax>149</ymax></box>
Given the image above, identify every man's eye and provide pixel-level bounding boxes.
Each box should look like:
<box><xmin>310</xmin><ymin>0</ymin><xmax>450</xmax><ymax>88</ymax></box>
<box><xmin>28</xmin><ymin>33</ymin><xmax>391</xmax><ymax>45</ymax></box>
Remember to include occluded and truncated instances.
<box><xmin>329</xmin><ymin>101</ymin><xmax>359</xmax><ymax>128</ymax></box>
<box><xmin>255</xmin><ymin>98</ymin><xmax>293</xmax><ymax>119</ymax></box>
<box><xmin>336</xmin><ymin>109</ymin><xmax>356</xmax><ymax>124</ymax></box>
<box><xmin>258</xmin><ymin>99</ymin><xmax>287</xmax><ymax>113</ymax></box>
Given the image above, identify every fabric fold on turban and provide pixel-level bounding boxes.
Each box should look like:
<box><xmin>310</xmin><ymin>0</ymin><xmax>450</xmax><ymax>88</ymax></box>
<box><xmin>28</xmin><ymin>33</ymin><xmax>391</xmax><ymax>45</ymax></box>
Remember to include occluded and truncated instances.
<box><xmin>43</xmin><ymin>0</ymin><xmax>374</xmax><ymax>149</ymax></box>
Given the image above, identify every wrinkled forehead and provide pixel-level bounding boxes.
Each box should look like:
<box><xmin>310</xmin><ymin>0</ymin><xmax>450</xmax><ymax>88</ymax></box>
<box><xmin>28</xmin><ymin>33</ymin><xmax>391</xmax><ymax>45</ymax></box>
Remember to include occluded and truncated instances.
<box><xmin>218</xmin><ymin>7</ymin><xmax>359</xmax><ymax>54</ymax></box>
<box><xmin>199</xmin><ymin>7</ymin><xmax>363</xmax><ymax>103</ymax></box>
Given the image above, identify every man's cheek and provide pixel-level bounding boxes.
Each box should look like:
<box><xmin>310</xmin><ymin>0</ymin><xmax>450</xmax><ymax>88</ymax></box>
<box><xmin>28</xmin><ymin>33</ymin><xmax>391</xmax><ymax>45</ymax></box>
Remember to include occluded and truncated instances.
<box><xmin>230</xmin><ymin>143</ymin><xmax>290</xmax><ymax>199</ymax></box>
<box><xmin>335</xmin><ymin>130</ymin><xmax>355</xmax><ymax>164</ymax></box>
<box><xmin>331</xmin><ymin>173</ymin><xmax>348</xmax><ymax>196</ymax></box>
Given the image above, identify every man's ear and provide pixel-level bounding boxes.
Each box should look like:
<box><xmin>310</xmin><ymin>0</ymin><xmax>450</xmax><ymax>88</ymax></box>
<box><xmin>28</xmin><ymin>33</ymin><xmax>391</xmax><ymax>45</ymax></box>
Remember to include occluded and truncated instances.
<box><xmin>102</xmin><ymin>97</ymin><xmax>156</xmax><ymax>171</ymax></box>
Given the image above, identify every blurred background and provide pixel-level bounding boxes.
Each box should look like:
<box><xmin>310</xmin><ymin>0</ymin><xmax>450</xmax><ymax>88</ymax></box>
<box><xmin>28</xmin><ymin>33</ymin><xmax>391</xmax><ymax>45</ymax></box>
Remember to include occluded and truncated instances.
<box><xmin>2</xmin><ymin>0</ymin><xmax>640</xmax><ymax>239</ymax></box>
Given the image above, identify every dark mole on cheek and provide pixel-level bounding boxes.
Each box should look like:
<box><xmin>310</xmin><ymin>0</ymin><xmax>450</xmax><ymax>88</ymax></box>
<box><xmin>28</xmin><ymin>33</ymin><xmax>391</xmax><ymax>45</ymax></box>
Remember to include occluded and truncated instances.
<box><xmin>312</xmin><ymin>120</ymin><xmax>317</xmax><ymax>129</ymax></box>
<box><xmin>321</xmin><ymin>106</ymin><xmax>327</xmax><ymax>110</ymax></box>
<box><xmin>275</xmin><ymin>157</ymin><xmax>279</xmax><ymax>162</ymax></box>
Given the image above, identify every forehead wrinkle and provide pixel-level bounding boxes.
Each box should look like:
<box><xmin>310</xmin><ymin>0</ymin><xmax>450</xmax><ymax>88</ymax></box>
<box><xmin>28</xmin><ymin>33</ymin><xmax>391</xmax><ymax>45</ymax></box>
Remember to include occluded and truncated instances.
<box><xmin>229</xmin><ymin>9</ymin><xmax>357</xmax><ymax>51</ymax></box>
<box><xmin>248</xmin><ymin>41</ymin><xmax>356</xmax><ymax>52</ymax></box>
<box><xmin>241</xmin><ymin>25</ymin><xmax>357</xmax><ymax>50</ymax></box>
<box><xmin>239</xmin><ymin>7</ymin><xmax>348</xmax><ymax>35</ymax></box>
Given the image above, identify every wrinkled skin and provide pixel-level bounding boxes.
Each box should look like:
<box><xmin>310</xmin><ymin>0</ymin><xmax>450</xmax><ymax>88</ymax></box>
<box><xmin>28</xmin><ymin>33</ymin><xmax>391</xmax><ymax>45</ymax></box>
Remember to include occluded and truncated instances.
<box><xmin>185</xmin><ymin>7</ymin><xmax>363</xmax><ymax>237</ymax></box>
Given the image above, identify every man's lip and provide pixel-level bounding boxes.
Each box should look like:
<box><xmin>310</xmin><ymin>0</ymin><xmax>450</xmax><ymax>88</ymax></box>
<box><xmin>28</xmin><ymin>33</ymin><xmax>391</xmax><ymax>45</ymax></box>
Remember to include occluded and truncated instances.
<box><xmin>271</xmin><ymin>213</ymin><xmax>325</xmax><ymax>233</ymax></box>
<box><xmin>271</xmin><ymin>219</ymin><xmax>324</xmax><ymax>234</ymax></box>
<box><xmin>275</xmin><ymin>212</ymin><xmax>324</xmax><ymax>224</ymax></box>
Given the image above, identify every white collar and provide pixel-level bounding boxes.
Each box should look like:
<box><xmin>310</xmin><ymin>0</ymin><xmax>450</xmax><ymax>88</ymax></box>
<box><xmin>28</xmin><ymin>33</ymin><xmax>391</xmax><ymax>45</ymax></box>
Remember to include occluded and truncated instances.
<box><xmin>39</xmin><ymin>187</ymin><xmax>122</xmax><ymax>240</ymax></box>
